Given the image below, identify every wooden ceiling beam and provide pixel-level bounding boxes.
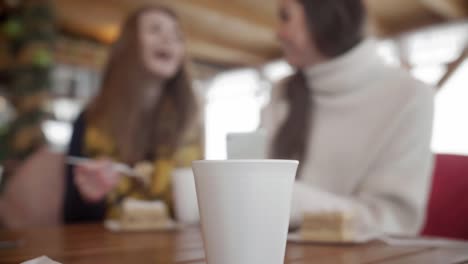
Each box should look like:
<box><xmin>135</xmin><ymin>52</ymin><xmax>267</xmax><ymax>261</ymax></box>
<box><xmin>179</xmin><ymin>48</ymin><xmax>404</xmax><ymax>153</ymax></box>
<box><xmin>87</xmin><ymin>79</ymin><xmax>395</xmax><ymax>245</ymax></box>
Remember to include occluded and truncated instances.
<box><xmin>187</xmin><ymin>38</ymin><xmax>268</xmax><ymax>66</ymax></box>
<box><xmin>229</xmin><ymin>0</ymin><xmax>278</xmax><ymax>19</ymax></box>
<box><xmin>114</xmin><ymin>0</ymin><xmax>278</xmax><ymax>55</ymax></box>
<box><xmin>52</xmin><ymin>0</ymin><xmax>274</xmax><ymax>65</ymax></box>
<box><xmin>57</xmin><ymin>19</ymin><xmax>268</xmax><ymax>66</ymax></box>
<box><xmin>366</xmin><ymin>0</ymin><xmax>446</xmax><ymax>37</ymax></box>
<box><xmin>52</xmin><ymin>0</ymin><xmax>124</xmax><ymax>42</ymax></box>
<box><xmin>420</xmin><ymin>0</ymin><xmax>468</xmax><ymax>19</ymax></box>
<box><xmin>166</xmin><ymin>0</ymin><xmax>276</xmax><ymax>29</ymax></box>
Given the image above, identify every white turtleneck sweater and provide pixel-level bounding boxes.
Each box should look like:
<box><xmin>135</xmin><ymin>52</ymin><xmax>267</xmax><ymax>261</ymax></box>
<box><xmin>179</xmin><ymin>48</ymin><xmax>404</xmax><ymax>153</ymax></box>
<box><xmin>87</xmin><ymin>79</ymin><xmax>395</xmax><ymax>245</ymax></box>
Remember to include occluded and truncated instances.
<box><xmin>262</xmin><ymin>40</ymin><xmax>435</xmax><ymax>236</ymax></box>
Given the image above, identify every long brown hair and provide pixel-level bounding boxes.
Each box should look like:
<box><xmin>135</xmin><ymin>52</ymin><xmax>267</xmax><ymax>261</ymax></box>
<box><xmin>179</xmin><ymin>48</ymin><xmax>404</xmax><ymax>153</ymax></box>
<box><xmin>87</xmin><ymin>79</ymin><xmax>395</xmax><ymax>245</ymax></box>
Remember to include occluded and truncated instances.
<box><xmin>272</xmin><ymin>0</ymin><xmax>365</xmax><ymax>165</ymax></box>
<box><xmin>87</xmin><ymin>6</ymin><xmax>198</xmax><ymax>164</ymax></box>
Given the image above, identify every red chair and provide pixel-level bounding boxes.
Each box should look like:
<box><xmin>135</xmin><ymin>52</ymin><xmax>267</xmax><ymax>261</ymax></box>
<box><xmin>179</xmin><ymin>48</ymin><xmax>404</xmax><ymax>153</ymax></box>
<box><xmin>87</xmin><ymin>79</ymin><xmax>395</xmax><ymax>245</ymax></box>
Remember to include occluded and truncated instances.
<box><xmin>421</xmin><ymin>154</ymin><xmax>468</xmax><ymax>240</ymax></box>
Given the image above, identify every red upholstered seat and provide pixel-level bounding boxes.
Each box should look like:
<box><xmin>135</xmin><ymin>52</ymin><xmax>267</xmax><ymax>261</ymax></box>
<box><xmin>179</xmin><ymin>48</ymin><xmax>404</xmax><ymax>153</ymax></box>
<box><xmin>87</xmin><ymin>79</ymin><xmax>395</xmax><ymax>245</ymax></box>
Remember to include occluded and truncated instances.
<box><xmin>421</xmin><ymin>154</ymin><xmax>468</xmax><ymax>240</ymax></box>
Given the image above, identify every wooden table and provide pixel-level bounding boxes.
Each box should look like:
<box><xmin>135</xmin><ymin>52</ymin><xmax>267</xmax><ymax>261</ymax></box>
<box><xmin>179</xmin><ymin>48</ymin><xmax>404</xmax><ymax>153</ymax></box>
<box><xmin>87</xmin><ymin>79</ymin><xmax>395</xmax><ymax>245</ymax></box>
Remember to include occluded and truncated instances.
<box><xmin>1</xmin><ymin>224</ymin><xmax>468</xmax><ymax>264</ymax></box>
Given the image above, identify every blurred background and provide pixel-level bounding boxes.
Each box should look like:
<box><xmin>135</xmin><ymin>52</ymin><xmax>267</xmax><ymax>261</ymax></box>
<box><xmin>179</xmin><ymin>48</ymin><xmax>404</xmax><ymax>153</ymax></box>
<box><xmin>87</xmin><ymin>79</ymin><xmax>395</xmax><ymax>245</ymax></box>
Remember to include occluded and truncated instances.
<box><xmin>0</xmin><ymin>0</ymin><xmax>467</xmax><ymax>177</ymax></box>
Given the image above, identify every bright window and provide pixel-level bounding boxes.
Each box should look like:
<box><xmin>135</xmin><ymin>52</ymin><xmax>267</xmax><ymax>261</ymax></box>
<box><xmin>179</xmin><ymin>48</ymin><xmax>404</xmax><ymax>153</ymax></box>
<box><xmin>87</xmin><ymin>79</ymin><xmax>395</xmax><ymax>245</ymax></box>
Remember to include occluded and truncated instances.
<box><xmin>432</xmin><ymin>61</ymin><xmax>468</xmax><ymax>155</ymax></box>
<box><xmin>204</xmin><ymin>69</ymin><xmax>265</xmax><ymax>159</ymax></box>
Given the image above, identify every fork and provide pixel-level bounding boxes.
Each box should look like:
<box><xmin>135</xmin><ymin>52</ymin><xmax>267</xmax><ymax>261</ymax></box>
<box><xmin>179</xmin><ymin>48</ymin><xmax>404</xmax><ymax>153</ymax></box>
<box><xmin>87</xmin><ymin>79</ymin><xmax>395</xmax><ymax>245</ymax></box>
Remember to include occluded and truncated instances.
<box><xmin>66</xmin><ymin>156</ymin><xmax>143</xmax><ymax>178</ymax></box>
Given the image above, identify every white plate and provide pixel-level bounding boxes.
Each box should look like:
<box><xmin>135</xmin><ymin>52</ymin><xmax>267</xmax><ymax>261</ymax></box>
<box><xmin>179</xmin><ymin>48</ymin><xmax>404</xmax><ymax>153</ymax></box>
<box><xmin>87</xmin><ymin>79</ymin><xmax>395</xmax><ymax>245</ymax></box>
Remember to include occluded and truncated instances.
<box><xmin>287</xmin><ymin>232</ymin><xmax>379</xmax><ymax>245</ymax></box>
<box><xmin>104</xmin><ymin>220</ymin><xmax>179</xmax><ymax>232</ymax></box>
<box><xmin>379</xmin><ymin>236</ymin><xmax>468</xmax><ymax>248</ymax></box>
<box><xmin>288</xmin><ymin>232</ymin><xmax>468</xmax><ymax>248</ymax></box>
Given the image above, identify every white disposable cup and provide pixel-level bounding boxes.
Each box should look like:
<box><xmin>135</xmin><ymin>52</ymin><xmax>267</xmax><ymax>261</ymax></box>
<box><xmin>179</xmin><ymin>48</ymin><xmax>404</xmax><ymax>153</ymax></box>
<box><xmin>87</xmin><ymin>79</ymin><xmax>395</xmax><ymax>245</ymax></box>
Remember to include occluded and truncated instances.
<box><xmin>192</xmin><ymin>160</ymin><xmax>298</xmax><ymax>264</ymax></box>
<box><xmin>172</xmin><ymin>168</ymin><xmax>200</xmax><ymax>225</ymax></box>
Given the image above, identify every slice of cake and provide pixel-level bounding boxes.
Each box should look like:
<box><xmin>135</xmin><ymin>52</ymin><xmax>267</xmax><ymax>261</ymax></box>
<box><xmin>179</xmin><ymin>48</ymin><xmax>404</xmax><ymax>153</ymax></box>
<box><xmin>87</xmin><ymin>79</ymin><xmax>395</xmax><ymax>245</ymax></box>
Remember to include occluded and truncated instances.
<box><xmin>120</xmin><ymin>198</ymin><xmax>172</xmax><ymax>231</ymax></box>
<box><xmin>300</xmin><ymin>211</ymin><xmax>355</xmax><ymax>242</ymax></box>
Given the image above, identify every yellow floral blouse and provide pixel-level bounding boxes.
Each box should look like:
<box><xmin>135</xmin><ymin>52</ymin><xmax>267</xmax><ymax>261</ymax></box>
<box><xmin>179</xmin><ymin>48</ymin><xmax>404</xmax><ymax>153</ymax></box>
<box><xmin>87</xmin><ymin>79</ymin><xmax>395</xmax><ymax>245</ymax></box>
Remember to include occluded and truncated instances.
<box><xmin>84</xmin><ymin>123</ymin><xmax>203</xmax><ymax>219</ymax></box>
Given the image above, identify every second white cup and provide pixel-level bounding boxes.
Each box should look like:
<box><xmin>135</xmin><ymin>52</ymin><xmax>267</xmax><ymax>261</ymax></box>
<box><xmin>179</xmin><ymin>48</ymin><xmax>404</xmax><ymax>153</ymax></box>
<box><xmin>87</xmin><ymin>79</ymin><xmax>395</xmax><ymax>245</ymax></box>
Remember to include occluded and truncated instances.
<box><xmin>172</xmin><ymin>168</ymin><xmax>200</xmax><ymax>225</ymax></box>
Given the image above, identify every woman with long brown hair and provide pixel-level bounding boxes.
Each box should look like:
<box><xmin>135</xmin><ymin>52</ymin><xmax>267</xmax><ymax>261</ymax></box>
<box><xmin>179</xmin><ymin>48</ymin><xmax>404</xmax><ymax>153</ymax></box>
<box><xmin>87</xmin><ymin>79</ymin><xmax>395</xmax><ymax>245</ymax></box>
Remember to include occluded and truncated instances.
<box><xmin>263</xmin><ymin>0</ymin><xmax>434</xmax><ymax>236</ymax></box>
<box><xmin>63</xmin><ymin>6</ymin><xmax>202</xmax><ymax>223</ymax></box>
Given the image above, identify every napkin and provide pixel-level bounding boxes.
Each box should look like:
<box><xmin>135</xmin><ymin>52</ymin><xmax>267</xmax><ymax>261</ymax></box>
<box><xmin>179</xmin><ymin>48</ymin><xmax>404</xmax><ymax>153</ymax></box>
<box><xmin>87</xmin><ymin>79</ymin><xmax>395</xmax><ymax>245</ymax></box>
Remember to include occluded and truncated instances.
<box><xmin>21</xmin><ymin>256</ymin><xmax>61</xmax><ymax>264</ymax></box>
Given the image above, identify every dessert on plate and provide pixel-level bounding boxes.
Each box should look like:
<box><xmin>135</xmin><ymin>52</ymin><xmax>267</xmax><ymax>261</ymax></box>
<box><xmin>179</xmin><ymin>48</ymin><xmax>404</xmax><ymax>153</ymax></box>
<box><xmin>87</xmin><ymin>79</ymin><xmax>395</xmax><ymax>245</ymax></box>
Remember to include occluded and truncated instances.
<box><xmin>107</xmin><ymin>198</ymin><xmax>173</xmax><ymax>231</ymax></box>
<box><xmin>300</xmin><ymin>211</ymin><xmax>355</xmax><ymax>242</ymax></box>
